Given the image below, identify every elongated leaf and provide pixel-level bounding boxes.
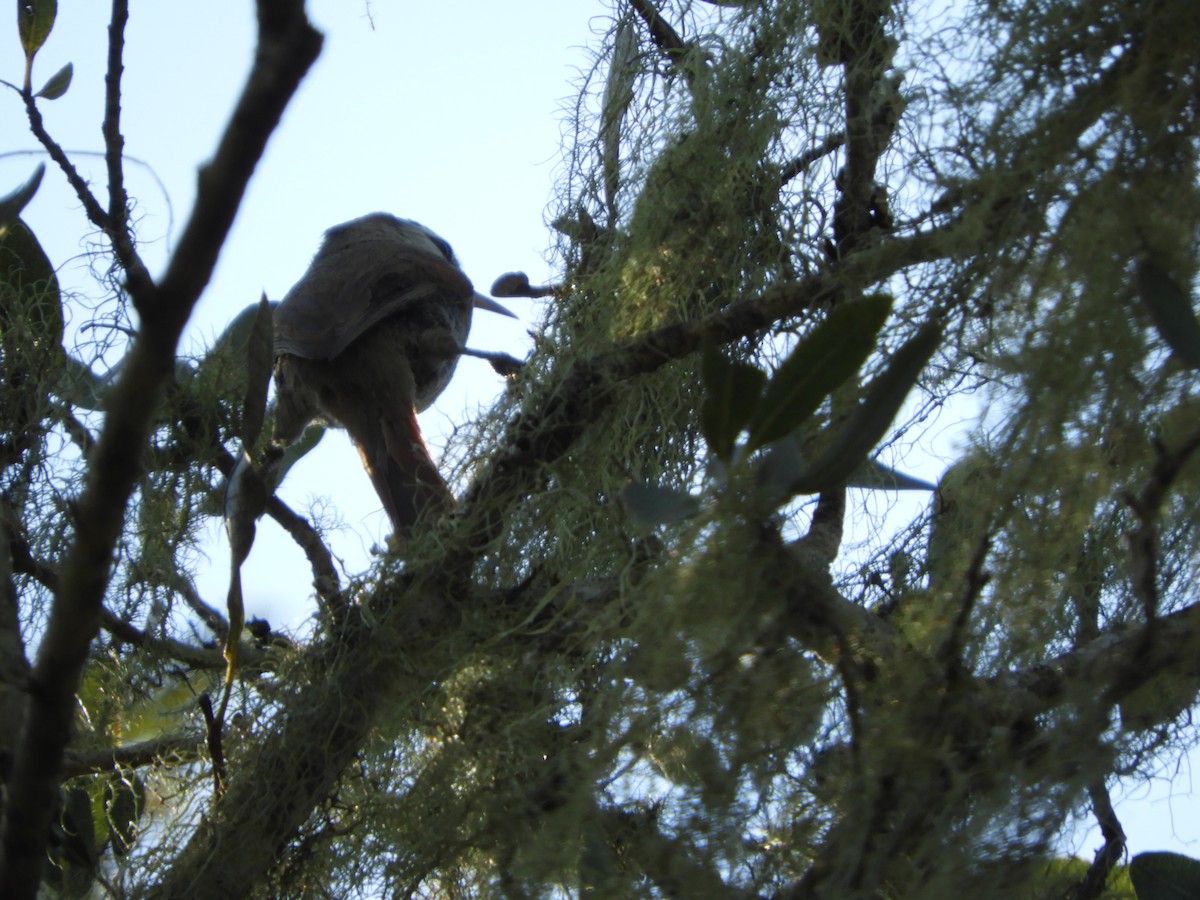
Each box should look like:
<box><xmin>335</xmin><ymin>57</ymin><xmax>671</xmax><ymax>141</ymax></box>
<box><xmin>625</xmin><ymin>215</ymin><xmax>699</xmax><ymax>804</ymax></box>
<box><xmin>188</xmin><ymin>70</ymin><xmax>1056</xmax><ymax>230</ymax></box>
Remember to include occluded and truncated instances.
<box><xmin>59</xmin><ymin>785</ymin><xmax>98</xmax><ymax>867</ymax></box>
<box><xmin>700</xmin><ymin>343</ymin><xmax>766</xmax><ymax>464</ymax></box>
<box><xmin>786</xmin><ymin>323</ymin><xmax>941</xmax><ymax>495</ymax></box>
<box><xmin>57</xmin><ymin>355</ymin><xmax>109</xmax><ymax>410</ymax></box>
<box><xmin>269</xmin><ymin>424</ymin><xmax>323</xmax><ymax>491</ymax></box>
<box><xmin>848</xmin><ymin>458</ymin><xmax>938</xmax><ymax>491</ymax></box>
<box><xmin>1129</xmin><ymin>851</ymin><xmax>1200</xmax><ymax>900</ymax></box>
<box><xmin>241</xmin><ymin>294</ymin><xmax>274</xmax><ymax>446</ymax></box>
<box><xmin>105</xmin><ymin>775</ymin><xmax>145</xmax><ymax>856</ymax></box>
<box><xmin>117</xmin><ymin>671</ymin><xmax>219</xmax><ymax>743</ymax></box>
<box><xmin>0</xmin><ymin>215</ymin><xmax>60</xmax><ymax>322</ymax></box>
<box><xmin>0</xmin><ymin>165</ymin><xmax>45</xmax><ymax>227</ymax></box>
<box><xmin>18</xmin><ymin>0</ymin><xmax>57</xmax><ymax>57</ymax></box>
<box><xmin>746</xmin><ymin>293</ymin><xmax>892</xmax><ymax>451</ymax></box>
<box><xmin>621</xmin><ymin>482</ymin><xmax>701</xmax><ymax>526</ymax></box>
<box><xmin>1136</xmin><ymin>258</ymin><xmax>1200</xmax><ymax>369</ymax></box>
<box><xmin>601</xmin><ymin>18</ymin><xmax>638</xmax><ymax>213</ymax></box>
<box><xmin>35</xmin><ymin>60</ymin><xmax>72</xmax><ymax>99</ymax></box>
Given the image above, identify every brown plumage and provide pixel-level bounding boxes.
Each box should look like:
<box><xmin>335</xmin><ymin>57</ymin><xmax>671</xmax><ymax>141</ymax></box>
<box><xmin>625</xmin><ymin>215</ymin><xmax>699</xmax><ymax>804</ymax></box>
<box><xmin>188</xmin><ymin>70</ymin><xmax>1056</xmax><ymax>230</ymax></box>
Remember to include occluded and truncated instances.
<box><xmin>272</xmin><ymin>214</ymin><xmax>511</xmax><ymax>535</ymax></box>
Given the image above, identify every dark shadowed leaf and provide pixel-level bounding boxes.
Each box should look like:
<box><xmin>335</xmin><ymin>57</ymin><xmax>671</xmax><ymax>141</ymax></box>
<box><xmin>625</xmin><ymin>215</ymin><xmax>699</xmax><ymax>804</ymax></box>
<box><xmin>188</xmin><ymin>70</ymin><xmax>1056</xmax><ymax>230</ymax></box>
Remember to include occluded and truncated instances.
<box><xmin>57</xmin><ymin>356</ymin><xmax>108</xmax><ymax>410</ymax></box>
<box><xmin>1129</xmin><ymin>851</ymin><xmax>1200</xmax><ymax>900</ymax></box>
<box><xmin>0</xmin><ymin>215</ymin><xmax>60</xmax><ymax>316</ymax></box>
<box><xmin>0</xmin><ymin>165</ymin><xmax>46</xmax><ymax>227</ymax></box>
<box><xmin>700</xmin><ymin>343</ymin><xmax>766</xmax><ymax>464</ymax></box>
<box><xmin>746</xmin><ymin>293</ymin><xmax>892</xmax><ymax>452</ymax></box>
<box><xmin>210</xmin><ymin>298</ymin><xmax>279</xmax><ymax>358</ymax></box>
<box><xmin>0</xmin><ymin>216</ymin><xmax>65</xmax><ymax>390</ymax></box>
<box><xmin>241</xmin><ymin>294</ymin><xmax>274</xmax><ymax>447</ymax></box>
<box><xmin>59</xmin><ymin>785</ymin><xmax>98</xmax><ymax>868</ymax></box>
<box><xmin>272</xmin><ymin>424</ymin><xmax>324</xmax><ymax>489</ymax></box>
<box><xmin>105</xmin><ymin>775</ymin><xmax>144</xmax><ymax>856</ymax></box>
<box><xmin>756</xmin><ymin>431</ymin><xmax>807</xmax><ymax>499</ymax></box>
<box><xmin>35</xmin><ymin>61</ymin><xmax>72</xmax><ymax>99</ymax></box>
<box><xmin>783</xmin><ymin>323</ymin><xmax>941</xmax><ymax>495</ymax></box>
<box><xmin>849</xmin><ymin>458</ymin><xmax>938</xmax><ymax>491</ymax></box>
<box><xmin>1136</xmin><ymin>258</ymin><xmax>1200</xmax><ymax>369</ymax></box>
<box><xmin>621</xmin><ymin>482</ymin><xmax>702</xmax><ymax>526</ymax></box>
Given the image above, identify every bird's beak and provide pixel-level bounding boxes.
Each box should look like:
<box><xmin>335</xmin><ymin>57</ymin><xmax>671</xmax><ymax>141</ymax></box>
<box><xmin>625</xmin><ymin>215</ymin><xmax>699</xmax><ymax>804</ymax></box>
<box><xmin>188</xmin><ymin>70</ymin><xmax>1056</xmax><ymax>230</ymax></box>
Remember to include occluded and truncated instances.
<box><xmin>472</xmin><ymin>292</ymin><xmax>518</xmax><ymax>319</ymax></box>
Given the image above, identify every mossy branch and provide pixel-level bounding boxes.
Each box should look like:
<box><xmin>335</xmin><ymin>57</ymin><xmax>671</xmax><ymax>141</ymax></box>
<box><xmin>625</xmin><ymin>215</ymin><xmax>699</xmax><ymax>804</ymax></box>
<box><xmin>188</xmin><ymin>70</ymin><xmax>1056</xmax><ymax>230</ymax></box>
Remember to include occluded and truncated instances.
<box><xmin>0</xmin><ymin>3</ymin><xmax>322</xmax><ymax>895</ymax></box>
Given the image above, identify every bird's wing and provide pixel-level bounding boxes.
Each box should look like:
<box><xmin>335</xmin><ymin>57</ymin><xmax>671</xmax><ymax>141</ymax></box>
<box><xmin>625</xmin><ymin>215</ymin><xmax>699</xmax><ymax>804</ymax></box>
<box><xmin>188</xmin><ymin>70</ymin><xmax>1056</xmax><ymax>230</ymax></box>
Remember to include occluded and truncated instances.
<box><xmin>274</xmin><ymin>227</ymin><xmax>473</xmax><ymax>360</ymax></box>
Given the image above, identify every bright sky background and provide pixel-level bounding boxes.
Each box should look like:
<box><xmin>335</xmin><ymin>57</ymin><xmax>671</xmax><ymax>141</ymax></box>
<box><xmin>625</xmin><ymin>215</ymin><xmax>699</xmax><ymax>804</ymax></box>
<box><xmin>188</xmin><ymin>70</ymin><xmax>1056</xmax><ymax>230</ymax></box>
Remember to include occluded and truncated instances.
<box><xmin>1</xmin><ymin>0</ymin><xmax>1195</xmax><ymax>867</ymax></box>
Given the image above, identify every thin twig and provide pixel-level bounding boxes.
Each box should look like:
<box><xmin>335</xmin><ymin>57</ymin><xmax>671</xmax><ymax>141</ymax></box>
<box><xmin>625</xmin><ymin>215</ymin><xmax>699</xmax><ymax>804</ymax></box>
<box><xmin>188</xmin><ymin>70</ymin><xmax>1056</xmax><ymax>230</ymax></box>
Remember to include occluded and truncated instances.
<box><xmin>0</xmin><ymin>3</ymin><xmax>322</xmax><ymax>894</ymax></box>
<box><xmin>780</xmin><ymin>132</ymin><xmax>846</xmax><ymax>186</ymax></box>
<box><xmin>937</xmin><ymin>533</ymin><xmax>991</xmax><ymax>670</ymax></box>
<box><xmin>1126</xmin><ymin>422</ymin><xmax>1200</xmax><ymax>619</ymax></box>
<box><xmin>102</xmin><ymin>0</ymin><xmax>151</xmax><ymax>304</ymax></box>
<box><xmin>629</xmin><ymin>0</ymin><xmax>697</xmax><ymax>82</ymax></box>
<box><xmin>1073</xmin><ymin>779</ymin><xmax>1126</xmax><ymax>900</ymax></box>
<box><xmin>99</xmin><ymin>607</ymin><xmax>247</xmax><ymax>671</ymax></box>
<box><xmin>213</xmin><ymin>447</ymin><xmax>343</xmax><ymax>610</ymax></box>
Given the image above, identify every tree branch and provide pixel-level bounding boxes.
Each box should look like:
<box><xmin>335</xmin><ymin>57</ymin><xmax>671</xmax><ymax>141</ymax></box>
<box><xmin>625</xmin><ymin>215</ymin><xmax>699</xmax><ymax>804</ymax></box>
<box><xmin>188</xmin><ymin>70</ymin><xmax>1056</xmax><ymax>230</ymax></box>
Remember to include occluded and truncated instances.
<box><xmin>0</xmin><ymin>3</ymin><xmax>322</xmax><ymax>894</ymax></box>
<box><xmin>628</xmin><ymin>0</ymin><xmax>697</xmax><ymax>81</ymax></box>
<box><xmin>1126</xmin><ymin>421</ymin><xmax>1200</xmax><ymax>618</ymax></box>
<box><xmin>1073</xmin><ymin>779</ymin><xmax>1126</xmax><ymax>900</ymax></box>
<box><xmin>61</xmin><ymin>733</ymin><xmax>206</xmax><ymax>778</ymax></box>
<box><xmin>213</xmin><ymin>446</ymin><xmax>342</xmax><ymax>611</ymax></box>
<box><xmin>101</xmin><ymin>0</ymin><xmax>150</xmax><ymax>303</ymax></box>
<box><xmin>780</xmin><ymin>132</ymin><xmax>846</xmax><ymax>186</ymax></box>
<box><xmin>135</xmin><ymin>31</ymin><xmax>1153</xmax><ymax>891</ymax></box>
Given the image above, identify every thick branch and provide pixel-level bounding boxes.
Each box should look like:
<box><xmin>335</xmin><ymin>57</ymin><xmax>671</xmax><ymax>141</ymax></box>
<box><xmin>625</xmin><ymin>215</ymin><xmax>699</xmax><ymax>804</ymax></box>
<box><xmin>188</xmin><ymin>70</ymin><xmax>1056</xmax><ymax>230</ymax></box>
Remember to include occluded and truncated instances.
<box><xmin>1126</xmin><ymin>422</ymin><xmax>1200</xmax><ymax>617</ymax></box>
<box><xmin>0</xmin><ymin>4</ymin><xmax>322</xmax><ymax>895</ymax></box>
<box><xmin>61</xmin><ymin>733</ymin><xmax>206</xmax><ymax>778</ymax></box>
<box><xmin>137</xmin><ymin>30</ymin><xmax>1147</xmax><ymax>890</ymax></box>
<box><xmin>1073</xmin><ymin>780</ymin><xmax>1126</xmax><ymax>900</ymax></box>
<box><xmin>99</xmin><ymin>607</ymin><xmax>256</xmax><ymax>671</ymax></box>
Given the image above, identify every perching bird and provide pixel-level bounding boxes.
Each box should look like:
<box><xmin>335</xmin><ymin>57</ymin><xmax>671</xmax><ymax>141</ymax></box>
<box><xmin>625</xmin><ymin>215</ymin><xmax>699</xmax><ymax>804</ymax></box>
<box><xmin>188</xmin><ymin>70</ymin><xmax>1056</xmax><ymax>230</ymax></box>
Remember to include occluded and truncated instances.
<box><xmin>271</xmin><ymin>213</ymin><xmax>513</xmax><ymax>536</ymax></box>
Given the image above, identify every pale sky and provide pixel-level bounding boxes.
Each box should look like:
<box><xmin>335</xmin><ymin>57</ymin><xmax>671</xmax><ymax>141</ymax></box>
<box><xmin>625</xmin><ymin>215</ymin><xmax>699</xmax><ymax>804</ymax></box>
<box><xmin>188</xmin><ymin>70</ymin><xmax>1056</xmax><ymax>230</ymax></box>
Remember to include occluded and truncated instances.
<box><xmin>2</xmin><ymin>0</ymin><xmax>1195</xmax><ymax>866</ymax></box>
<box><xmin>2</xmin><ymin>0</ymin><xmax>606</xmax><ymax>614</ymax></box>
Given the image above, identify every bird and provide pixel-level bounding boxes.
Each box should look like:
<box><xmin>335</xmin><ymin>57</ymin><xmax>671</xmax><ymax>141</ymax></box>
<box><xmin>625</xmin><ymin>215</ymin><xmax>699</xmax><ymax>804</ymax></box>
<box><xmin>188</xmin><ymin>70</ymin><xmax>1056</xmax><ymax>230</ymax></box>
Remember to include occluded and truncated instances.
<box><xmin>270</xmin><ymin>213</ymin><xmax>514</xmax><ymax>537</ymax></box>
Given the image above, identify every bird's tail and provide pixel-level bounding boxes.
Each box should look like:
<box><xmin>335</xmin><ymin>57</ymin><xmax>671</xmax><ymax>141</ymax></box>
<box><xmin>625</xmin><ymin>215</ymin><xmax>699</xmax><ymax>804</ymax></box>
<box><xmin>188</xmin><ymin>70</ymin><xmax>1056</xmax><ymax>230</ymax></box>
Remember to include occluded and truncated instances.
<box><xmin>356</xmin><ymin>409</ymin><xmax>454</xmax><ymax>537</ymax></box>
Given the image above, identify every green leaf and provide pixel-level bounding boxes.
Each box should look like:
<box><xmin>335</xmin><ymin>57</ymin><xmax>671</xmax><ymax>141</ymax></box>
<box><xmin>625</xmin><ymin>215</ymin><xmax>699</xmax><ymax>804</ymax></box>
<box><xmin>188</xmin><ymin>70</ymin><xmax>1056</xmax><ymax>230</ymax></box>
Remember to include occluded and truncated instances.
<box><xmin>58</xmin><ymin>785</ymin><xmax>98</xmax><ymax>868</ymax></box>
<box><xmin>270</xmin><ymin>423</ymin><xmax>323</xmax><ymax>490</ymax></box>
<box><xmin>1129</xmin><ymin>851</ymin><xmax>1200</xmax><ymax>900</ymax></box>
<box><xmin>118</xmin><ymin>672</ymin><xmax>219</xmax><ymax>743</ymax></box>
<box><xmin>0</xmin><ymin>215</ymin><xmax>60</xmax><ymax>317</ymax></box>
<box><xmin>601</xmin><ymin>18</ymin><xmax>639</xmax><ymax>212</ymax></box>
<box><xmin>0</xmin><ymin>216</ymin><xmax>65</xmax><ymax>388</ymax></box>
<box><xmin>18</xmin><ymin>0</ymin><xmax>57</xmax><ymax>57</ymax></box>
<box><xmin>57</xmin><ymin>355</ymin><xmax>109</xmax><ymax>410</ymax></box>
<box><xmin>621</xmin><ymin>482</ymin><xmax>702</xmax><ymax>526</ymax></box>
<box><xmin>847</xmin><ymin>458</ymin><xmax>938</xmax><ymax>491</ymax></box>
<box><xmin>35</xmin><ymin>60</ymin><xmax>72</xmax><ymax>99</ymax></box>
<box><xmin>0</xmin><ymin>164</ymin><xmax>46</xmax><ymax>227</ymax></box>
<box><xmin>783</xmin><ymin>323</ymin><xmax>941</xmax><ymax>495</ymax></box>
<box><xmin>212</xmin><ymin>298</ymin><xmax>274</xmax><ymax>356</ymax></box>
<box><xmin>746</xmin><ymin>293</ymin><xmax>892</xmax><ymax>452</ymax></box>
<box><xmin>104</xmin><ymin>775</ymin><xmax>144</xmax><ymax>856</ymax></box>
<box><xmin>241</xmin><ymin>293</ymin><xmax>274</xmax><ymax>447</ymax></box>
<box><xmin>700</xmin><ymin>343</ymin><xmax>766</xmax><ymax>464</ymax></box>
<box><xmin>1136</xmin><ymin>258</ymin><xmax>1200</xmax><ymax>369</ymax></box>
